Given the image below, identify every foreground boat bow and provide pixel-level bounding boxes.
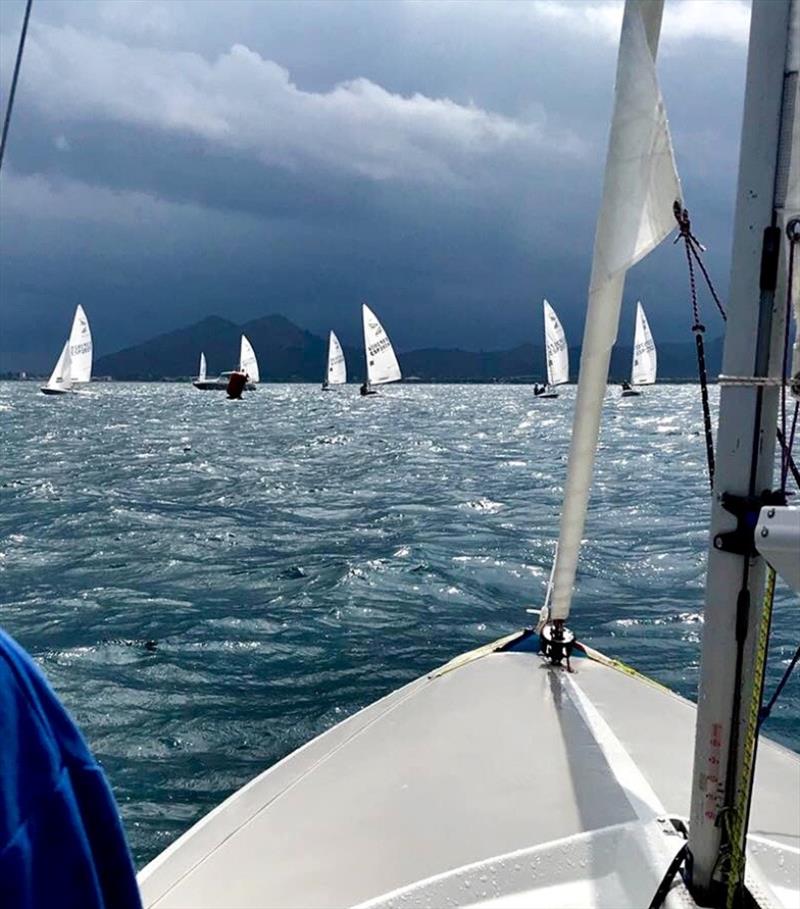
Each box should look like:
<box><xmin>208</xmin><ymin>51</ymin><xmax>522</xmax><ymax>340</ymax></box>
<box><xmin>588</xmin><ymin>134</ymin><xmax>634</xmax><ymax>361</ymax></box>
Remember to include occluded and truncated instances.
<box><xmin>137</xmin><ymin>640</ymin><xmax>798</xmax><ymax>908</ymax></box>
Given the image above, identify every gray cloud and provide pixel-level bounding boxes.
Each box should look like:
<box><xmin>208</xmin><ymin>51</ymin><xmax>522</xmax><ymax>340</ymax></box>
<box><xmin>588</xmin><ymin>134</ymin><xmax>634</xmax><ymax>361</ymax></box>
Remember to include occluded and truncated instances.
<box><xmin>1</xmin><ymin>0</ymin><xmax>748</xmax><ymax>371</ymax></box>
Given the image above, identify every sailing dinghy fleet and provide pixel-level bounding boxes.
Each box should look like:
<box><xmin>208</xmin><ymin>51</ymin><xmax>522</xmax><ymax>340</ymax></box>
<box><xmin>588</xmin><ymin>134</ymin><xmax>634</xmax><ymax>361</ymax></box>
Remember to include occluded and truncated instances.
<box><xmin>38</xmin><ymin>299</ymin><xmax>655</xmax><ymax>398</ymax></box>
<box><xmin>137</xmin><ymin>2</ymin><xmax>799</xmax><ymax>909</ymax></box>
<box><xmin>40</xmin><ymin>304</ymin><xmax>93</xmax><ymax>395</ymax></box>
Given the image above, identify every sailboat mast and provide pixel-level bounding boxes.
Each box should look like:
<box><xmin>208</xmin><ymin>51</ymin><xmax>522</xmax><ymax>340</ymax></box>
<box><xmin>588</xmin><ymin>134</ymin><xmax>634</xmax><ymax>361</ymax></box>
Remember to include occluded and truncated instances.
<box><xmin>549</xmin><ymin>0</ymin><xmax>678</xmax><ymax>620</ymax></box>
<box><xmin>688</xmin><ymin>0</ymin><xmax>798</xmax><ymax>900</ymax></box>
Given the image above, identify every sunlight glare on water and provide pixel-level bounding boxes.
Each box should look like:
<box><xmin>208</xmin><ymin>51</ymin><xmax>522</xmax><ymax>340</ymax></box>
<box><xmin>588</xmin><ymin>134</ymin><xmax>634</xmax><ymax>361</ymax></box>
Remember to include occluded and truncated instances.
<box><xmin>0</xmin><ymin>381</ymin><xmax>797</xmax><ymax>866</ymax></box>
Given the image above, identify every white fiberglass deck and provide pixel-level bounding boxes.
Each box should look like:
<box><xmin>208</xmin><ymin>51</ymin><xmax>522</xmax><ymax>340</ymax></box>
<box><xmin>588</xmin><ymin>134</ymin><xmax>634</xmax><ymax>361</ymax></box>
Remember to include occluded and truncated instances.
<box><xmin>138</xmin><ymin>640</ymin><xmax>800</xmax><ymax>908</ymax></box>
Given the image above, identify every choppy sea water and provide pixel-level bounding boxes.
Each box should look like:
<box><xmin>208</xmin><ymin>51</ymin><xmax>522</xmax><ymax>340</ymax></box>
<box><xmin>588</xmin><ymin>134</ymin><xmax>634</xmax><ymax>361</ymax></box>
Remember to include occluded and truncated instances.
<box><xmin>0</xmin><ymin>381</ymin><xmax>797</xmax><ymax>867</ymax></box>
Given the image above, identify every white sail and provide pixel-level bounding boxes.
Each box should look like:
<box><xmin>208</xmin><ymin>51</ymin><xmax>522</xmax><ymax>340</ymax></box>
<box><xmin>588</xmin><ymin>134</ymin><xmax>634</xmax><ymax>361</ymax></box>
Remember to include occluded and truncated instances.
<box><xmin>240</xmin><ymin>335</ymin><xmax>259</xmax><ymax>383</ymax></box>
<box><xmin>631</xmin><ymin>301</ymin><xmax>657</xmax><ymax>385</ymax></box>
<box><xmin>198</xmin><ymin>352</ymin><xmax>207</xmax><ymax>382</ymax></box>
<box><xmin>326</xmin><ymin>331</ymin><xmax>346</xmax><ymax>385</ymax></box>
<box><xmin>68</xmin><ymin>304</ymin><xmax>92</xmax><ymax>383</ymax></box>
<box><xmin>543</xmin><ymin>299</ymin><xmax>569</xmax><ymax>387</ymax></box>
<box><xmin>550</xmin><ymin>0</ymin><xmax>680</xmax><ymax>620</ymax></box>
<box><xmin>362</xmin><ymin>304</ymin><xmax>401</xmax><ymax>386</ymax></box>
<box><xmin>45</xmin><ymin>342</ymin><xmax>73</xmax><ymax>391</ymax></box>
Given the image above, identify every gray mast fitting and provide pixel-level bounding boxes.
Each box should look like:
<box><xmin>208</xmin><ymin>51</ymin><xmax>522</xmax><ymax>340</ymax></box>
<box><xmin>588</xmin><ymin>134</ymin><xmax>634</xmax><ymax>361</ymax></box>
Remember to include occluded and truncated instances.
<box><xmin>687</xmin><ymin>0</ymin><xmax>798</xmax><ymax>899</ymax></box>
<box><xmin>755</xmin><ymin>506</ymin><xmax>800</xmax><ymax>594</ymax></box>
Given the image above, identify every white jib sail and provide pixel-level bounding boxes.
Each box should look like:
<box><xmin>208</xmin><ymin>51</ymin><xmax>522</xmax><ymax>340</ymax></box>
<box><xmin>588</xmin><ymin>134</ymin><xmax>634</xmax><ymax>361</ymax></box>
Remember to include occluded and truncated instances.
<box><xmin>240</xmin><ymin>335</ymin><xmax>259</xmax><ymax>383</ymax></box>
<box><xmin>68</xmin><ymin>304</ymin><xmax>92</xmax><ymax>383</ymax></box>
<box><xmin>363</xmin><ymin>304</ymin><xmax>401</xmax><ymax>386</ymax></box>
<box><xmin>198</xmin><ymin>352</ymin><xmax>207</xmax><ymax>382</ymax></box>
<box><xmin>631</xmin><ymin>301</ymin><xmax>657</xmax><ymax>385</ymax></box>
<box><xmin>46</xmin><ymin>342</ymin><xmax>73</xmax><ymax>391</ymax></box>
<box><xmin>543</xmin><ymin>299</ymin><xmax>569</xmax><ymax>386</ymax></box>
<box><xmin>327</xmin><ymin>331</ymin><xmax>346</xmax><ymax>385</ymax></box>
<box><xmin>550</xmin><ymin>0</ymin><xmax>681</xmax><ymax>620</ymax></box>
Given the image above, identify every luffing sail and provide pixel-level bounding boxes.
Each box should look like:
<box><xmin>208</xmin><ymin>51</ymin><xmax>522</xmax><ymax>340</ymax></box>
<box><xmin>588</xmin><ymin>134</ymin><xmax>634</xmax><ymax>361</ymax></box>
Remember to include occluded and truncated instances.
<box><xmin>239</xmin><ymin>336</ymin><xmax>259</xmax><ymax>383</ymax></box>
<box><xmin>550</xmin><ymin>0</ymin><xmax>681</xmax><ymax>620</ymax></box>
<box><xmin>326</xmin><ymin>331</ymin><xmax>346</xmax><ymax>385</ymax></box>
<box><xmin>362</xmin><ymin>304</ymin><xmax>401</xmax><ymax>386</ymax></box>
<box><xmin>543</xmin><ymin>299</ymin><xmax>569</xmax><ymax>387</ymax></box>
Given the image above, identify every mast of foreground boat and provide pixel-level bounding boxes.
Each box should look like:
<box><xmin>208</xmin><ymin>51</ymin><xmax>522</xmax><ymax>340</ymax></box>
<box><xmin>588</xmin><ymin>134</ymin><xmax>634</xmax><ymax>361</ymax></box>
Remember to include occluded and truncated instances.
<box><xmin>548</xmin><ymin>0</ymin><xmax>679</xmax><ymax>622</ymax></box>
<box><xmin>687</xmin><ymin>1</ymin><xmax>798</xmax><ymax>903</ymax></box>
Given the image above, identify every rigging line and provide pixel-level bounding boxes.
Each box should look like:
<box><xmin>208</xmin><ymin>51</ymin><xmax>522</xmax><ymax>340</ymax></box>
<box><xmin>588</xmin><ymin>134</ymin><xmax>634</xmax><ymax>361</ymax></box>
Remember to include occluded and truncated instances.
<box><xmin>779</xmin><ymin>403</ymin><xmax>800</xmax><ymax>489</ymax></box>
<box><xmin>780</xmin><ymin>222</ymin><xmax>798</xmax><ymax>490</ymax></box>
<box><xmin>674</xmin><ymin>204</ymin><xmax>716</xmax><ymax>489</ymax></box>
<box><xmin>0</xmin><ymin>0</ymin><xmax>33</xmax><ymax>174</ymax></box>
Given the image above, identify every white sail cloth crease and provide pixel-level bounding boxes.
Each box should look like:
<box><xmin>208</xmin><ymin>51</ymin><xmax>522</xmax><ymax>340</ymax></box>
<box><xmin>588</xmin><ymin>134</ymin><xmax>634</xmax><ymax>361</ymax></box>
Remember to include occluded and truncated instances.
<box><xmin>68</xmin><ymin>304</ymin><xmax>92</xmax><ymax>384</ymax></box>
<box><xmin>363</xmin><ymin>304</ymin><xmax>401</xmax><ymax>386</ymax></box>
<box><xmin>240</xmin><ymin>335</ymin><xmax>259</xmax><ymax>383</ymax></box>
<box><xmin>327</xmin><ymin>331</ymin><xmax>347</xmax><ymax>384</ymax></box>
<box><xmin>631</xmin><ymin>302</ymin><xmax>657</xmax><ymax>385</ymax></box>
<box><xmin>550</xmin><ymin>0</ymin><xmax>681</xmax><ymax>620</ymax></box>
<box><xmin>543</xmin><ymin>299</ymin><xmax>569</xmax><ymax>386</ymax></box>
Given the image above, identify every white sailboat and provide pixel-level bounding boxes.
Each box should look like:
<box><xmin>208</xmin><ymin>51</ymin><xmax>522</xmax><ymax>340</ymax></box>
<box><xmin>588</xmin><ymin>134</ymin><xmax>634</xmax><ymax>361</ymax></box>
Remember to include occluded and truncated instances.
<box><xmin>40</xmin><ymin>304</ymin><xmax>92</xmax><ymax>395</ymax></box>
<box><xmin>40</xmin><ymin>342</ymin><xmax>72</xmax><ymax>395</ymax></box>
<box><xmin>138</xmin><ymin>3</ymin><xmax>799</xmax><ymax>908</ymax></box>
<box><xmin>535</xmin><ymin>298</ymin><xmax>569</xmax><ymax>398</ymax></box>
<box><xmin>193</xmin><ymin>336</ymin><xmax>259</xmax><ymax>391</ymax></box>
<box><xmin>622</xmin><ymin>301</ymin><xmax>657</xmax><ymax>396</ymax></box>
<box><xmin>361</xmin><ymin>303</ymin><xmax>401</xmax><ymax>395</ymax></box>
<box><xmin>322</xmin><ymin>330</ymin><xmax>346</xmax><ymax>389</ymax></box>
<box><xmin>239</xmin><ymin>334</ymin><xmax>259</xmax><ymax>387</ymax></box>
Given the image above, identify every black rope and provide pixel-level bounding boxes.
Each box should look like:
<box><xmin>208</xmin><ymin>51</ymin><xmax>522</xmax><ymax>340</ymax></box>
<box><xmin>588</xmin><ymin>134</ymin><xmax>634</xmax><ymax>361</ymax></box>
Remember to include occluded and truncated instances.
<box><xmin>777</xmin><ymin>419</ymin><xmax>800</xmax><ymax>489</ymax></box>
<box><xmin>674</xmin><ymin>203</ymin><xmax>721</xmax><ymax>491</ymax></box>
<box><xmin>780</xmin><ymin>221</ymin><xmax>799</xmax><ymax>492</ymax></box>
<box><xmin>648</xmin><ymin>843</ymin><xmax>689</xmax><ymax>909</ymax></box>
<box><xmin>759</xmin><ymin>644</ymin><xmax>800</xmax><ymax>727</ymax></box>
<box><xmin>0</xmin><ymin>0</ymin><xmax>33</xmax><ymax>174</ymax></box>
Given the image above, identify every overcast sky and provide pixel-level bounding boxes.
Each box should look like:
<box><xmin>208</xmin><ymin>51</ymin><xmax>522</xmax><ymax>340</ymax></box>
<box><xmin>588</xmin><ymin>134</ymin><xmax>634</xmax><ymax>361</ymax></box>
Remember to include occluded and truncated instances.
<box><xmin>0</xmin><ymin>0</ymin><xmax>749</xmax><ymax>370</ymax></box>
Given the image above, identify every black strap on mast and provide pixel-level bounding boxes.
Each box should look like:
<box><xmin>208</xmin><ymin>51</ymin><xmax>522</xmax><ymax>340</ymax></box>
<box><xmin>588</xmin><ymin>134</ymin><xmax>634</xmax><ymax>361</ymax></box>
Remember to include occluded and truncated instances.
<box><xmin>0</xmin><ymin>0</ymin><xmax>34</xmax><ymax>174</ymax></box>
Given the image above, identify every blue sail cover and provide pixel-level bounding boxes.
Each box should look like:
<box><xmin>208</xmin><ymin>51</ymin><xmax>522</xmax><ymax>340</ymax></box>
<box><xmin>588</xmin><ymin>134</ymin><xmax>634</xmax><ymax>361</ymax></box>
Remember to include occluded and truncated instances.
<box><xmin>0</xmin><ymin>628</ymin><xmax>141</xmax><ymax>909</ymax></box>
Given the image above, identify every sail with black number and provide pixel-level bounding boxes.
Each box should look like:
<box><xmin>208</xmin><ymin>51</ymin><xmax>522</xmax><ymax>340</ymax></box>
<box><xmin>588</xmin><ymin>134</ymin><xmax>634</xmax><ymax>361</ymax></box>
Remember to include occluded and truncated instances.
<box><xmin>68</xmin><ymin>304</ymin><xmax>92</xmax><ymax>384</ymax></box>
<box><xmin>631</xmin><ymin>302</ymin><xmax>657</xmax><ymax>385</ymax></box>
<box><xmin>543</xmin><ymin>299</ymin><xmax>569</xmax><ymax>387</ymax></box>
<box><xmin>41</xmin><ymin>304</ymin><xmax>90</xmax><ymax>395</ymax></box>
<box><xmin>325</xmin><ymin>331</ymin><xmax>346</xmax><ymax>386</ymax></box>
<box><xmin>240</xmin><ymin>335</ymin><xmax>259</xmax><ymax>384</ymax></box>
<box><xmin>362</xmin><ymin>304</ymin><xmax>401</xmax><ymax>387</ymax></box>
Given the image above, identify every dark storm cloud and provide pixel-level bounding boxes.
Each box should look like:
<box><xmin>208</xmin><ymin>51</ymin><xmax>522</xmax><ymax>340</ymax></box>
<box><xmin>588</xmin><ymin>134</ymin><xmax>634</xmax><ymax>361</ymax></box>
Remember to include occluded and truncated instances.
<box><xmin>0</xmin><ymin>0</ymin><xmax>748</xmax><ymax>370</ymax></box>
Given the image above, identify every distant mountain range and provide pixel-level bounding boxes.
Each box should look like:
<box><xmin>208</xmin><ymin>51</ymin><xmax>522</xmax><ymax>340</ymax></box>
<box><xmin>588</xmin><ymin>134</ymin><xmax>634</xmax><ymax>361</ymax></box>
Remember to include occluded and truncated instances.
<box><xmin>93</xmin><ymin>313</ymin><xmax>723</xmax><ymax>382</ymax></box>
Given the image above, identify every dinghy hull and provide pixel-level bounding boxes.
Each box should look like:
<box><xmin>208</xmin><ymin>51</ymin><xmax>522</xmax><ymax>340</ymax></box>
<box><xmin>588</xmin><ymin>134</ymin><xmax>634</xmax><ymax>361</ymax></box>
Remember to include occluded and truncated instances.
<box><xmin>137</xmin><ymin>637</ymin><xmax>799</xmax><ymax>909</ymax></box>
<box><xmin>40</xmin><ymin>386</ymin><xmax>70</xmax><ymax>395</ymax></box>
<box><xmin>193</xmin><ymin>380</ymin><xmax>256</xmax><ymax>391</ymax></box>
